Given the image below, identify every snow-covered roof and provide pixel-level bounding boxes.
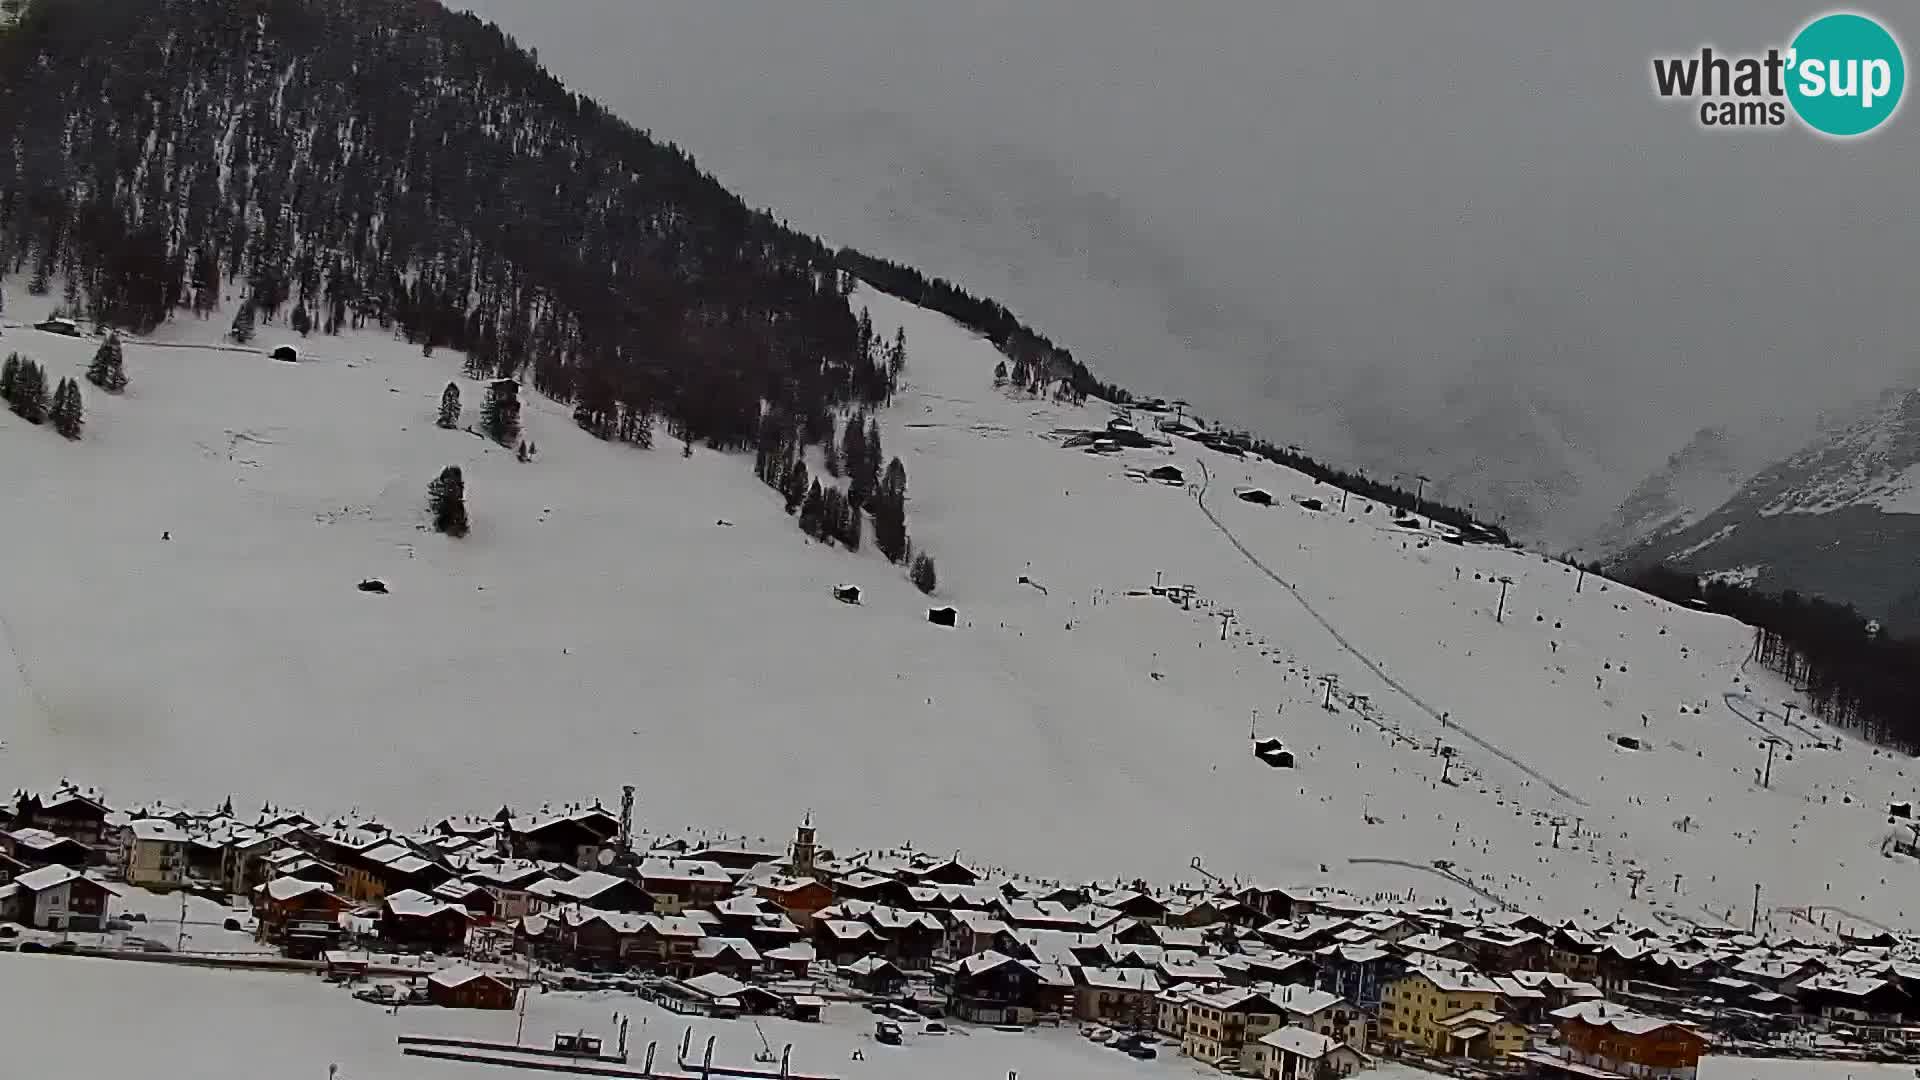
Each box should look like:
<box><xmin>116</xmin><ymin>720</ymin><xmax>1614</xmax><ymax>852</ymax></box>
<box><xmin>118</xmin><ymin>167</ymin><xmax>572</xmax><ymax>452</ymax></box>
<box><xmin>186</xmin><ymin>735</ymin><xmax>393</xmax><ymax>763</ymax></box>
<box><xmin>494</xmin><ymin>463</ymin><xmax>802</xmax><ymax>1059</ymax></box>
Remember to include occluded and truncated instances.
<box><xmin>259</xmin><ymin>876</ymin><xmax>335</xmax><ymax>903</ymax></box>
<box><xmin>13</xmin><ymin>865</ymin><xmax>84</xmax><ymax>892</ymax></box>
<box><xmin>128</xmin><ymin>819</ymin><xmax>191</xmax><ymax>843</ymax></box>
<box><xmin>384</xmin><ymin>889</ymin><xmax>463</xmax><ymax>918</ymax></box>
<box><xmin>693</xmin><ymin>937</ymin><xmax>761</xmax><ymax>962</ymax></box>
<box><xmin>1078</xmin><ymin>967</ymin><xmax>1161</xmax><ymax>993</ymax></box>
<box><xmin>427</xmin><ymin>966</ymin><xmax>502</xmax><ymax>990</ymax></box>
<box><xmin>683</xmin><ymin>972</ymin><xmax>748</xmax><ymax>1001</ymax></box>
<box><xmin>638</xmin><ymin>857</ymin><xmax>730</xmax><ymax>885</ymax></box>
<box><xmin>1258</xmin><ymin>1026</ymin><xmax>1344</xmax><ymax>1060</ymax></box>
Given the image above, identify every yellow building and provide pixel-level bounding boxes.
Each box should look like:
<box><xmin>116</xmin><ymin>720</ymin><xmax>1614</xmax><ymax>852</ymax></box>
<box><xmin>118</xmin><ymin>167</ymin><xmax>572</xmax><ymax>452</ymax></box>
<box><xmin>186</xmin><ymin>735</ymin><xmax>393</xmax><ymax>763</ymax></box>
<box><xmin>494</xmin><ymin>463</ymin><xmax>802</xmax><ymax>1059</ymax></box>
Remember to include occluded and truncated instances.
<box><xmin>122</xmin><ymin>819</ymin><xmax>191</xmax><ymax>890</ymax></box>
<box><xmin>1380</xmin><ymin>964</ymin><xmax>1527</xmax><ymax>1059</ymax></box>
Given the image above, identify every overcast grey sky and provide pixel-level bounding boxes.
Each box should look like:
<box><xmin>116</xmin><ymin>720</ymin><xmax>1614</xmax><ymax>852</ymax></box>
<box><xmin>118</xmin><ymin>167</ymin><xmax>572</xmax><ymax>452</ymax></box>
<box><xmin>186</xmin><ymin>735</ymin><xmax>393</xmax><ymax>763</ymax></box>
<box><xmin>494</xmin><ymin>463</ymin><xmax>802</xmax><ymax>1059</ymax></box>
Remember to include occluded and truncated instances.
<box><xmin>451</xmin><ymin>0</ymin><xmax>1919</xmax><ymax>542</ymax></box>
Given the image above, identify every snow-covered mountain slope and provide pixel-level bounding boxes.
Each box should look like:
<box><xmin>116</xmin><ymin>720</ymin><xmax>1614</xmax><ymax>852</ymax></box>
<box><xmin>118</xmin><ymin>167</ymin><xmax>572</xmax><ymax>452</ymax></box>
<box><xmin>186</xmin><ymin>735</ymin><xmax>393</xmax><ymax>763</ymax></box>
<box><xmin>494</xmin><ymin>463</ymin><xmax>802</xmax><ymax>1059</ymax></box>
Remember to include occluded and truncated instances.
<box><xmin>1581</xmin><ymin>427</ymin><xmax>1761</xmax><ymax>560</ymax></box>
<box><xmin>4</xmin><ymin>286</ymin><xmax>1917</xmax><ymax>935</ymax></box>
<box><xmin>1609</xmin><ymin>388</ymin><xmax>1920</xmax><ymax>630</ymax></box>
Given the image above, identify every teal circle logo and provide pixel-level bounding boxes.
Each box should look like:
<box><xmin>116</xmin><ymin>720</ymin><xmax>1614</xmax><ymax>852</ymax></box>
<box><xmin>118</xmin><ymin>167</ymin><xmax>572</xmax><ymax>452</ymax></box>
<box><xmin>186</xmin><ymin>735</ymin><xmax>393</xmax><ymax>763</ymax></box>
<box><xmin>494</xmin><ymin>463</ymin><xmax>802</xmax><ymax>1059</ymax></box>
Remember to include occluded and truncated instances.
<box><xmin>1787</xmin><ymin>12</ymin><xmax>1905</xmax><ymax>137</ymax></box>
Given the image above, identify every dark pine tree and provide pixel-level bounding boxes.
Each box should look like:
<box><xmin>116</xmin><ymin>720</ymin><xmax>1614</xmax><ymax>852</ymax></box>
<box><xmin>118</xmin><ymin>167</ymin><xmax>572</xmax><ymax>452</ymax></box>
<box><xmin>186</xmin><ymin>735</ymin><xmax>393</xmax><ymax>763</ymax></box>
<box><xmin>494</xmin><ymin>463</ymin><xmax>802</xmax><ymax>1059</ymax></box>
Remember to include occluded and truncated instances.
<box><xmin>910</xmin><ymin>552</ymin><xmax>937</xmax><ymax>595</ymax></box>
<box><xmin>842</xmin><ymin>497</ymin><xmax>864</xmax><ymax>551</ymax></box>
<box><xmin>428</xmin><ymin>465</ymin><xmax>469</xmax><ymax>537</ymax></box>
<box><xmin>50</xmin><ymin>377</ymin><xmax>83</xmax><ymax>439</ymax></box>
<box><xmin>782</xmin><ymin>459</ymin><xmax>808</xmax><ymax>515</ymax></box>
<box><xmin>799</xmin><ymin>479</ymin><xmax>825</xmax><ymax>538</ymax></box>
<box><xmin>9</xmin><ymin>359</ymin><xmax>48</xmax><ymax>424</ymax></box>
<box><xmin>993</xmin><ymin>360</ymin><xmax>1008</xmax><ymax>387</ymax></box>
<box><xmin>290</xmin><ymin>300</ymin><xmax>311</xmax><ymax>337</ymax></box>
<box><xmin>842</xmin><ymin>414</ymin><xmax>867</xmax><ymax>493</ymax></box>
<box><xmin>480</xmin><ymin>379</ymin><xmax>521</xmax><ymax>446</ymax></box>
<box><xmin>437</xmin><ymin>382</ymin><xmax>461</xmax><ymax>429</ymax></box>
<box><xmin>86</xmin><ymin>333</ymin><xmax>127</xmax><ymax>392</ymax></box>
<box><xmin>820</xmin><ymin>486</ymin><xmax>847</xmax><ymax>546</ymax></box>
<box><xmin>873</xmin><ymin>456</ymin><xmax>910</xmax><ymax>563</ymax></box>
<box><xmin>228</xmin><ymin>302</ymin><xmax>256</xmax><ymax>345</ymax></box>
<box><xmin>0</xmin><ymin>352</ymin><xmax>18</xmax><ymax>402</ymax></box>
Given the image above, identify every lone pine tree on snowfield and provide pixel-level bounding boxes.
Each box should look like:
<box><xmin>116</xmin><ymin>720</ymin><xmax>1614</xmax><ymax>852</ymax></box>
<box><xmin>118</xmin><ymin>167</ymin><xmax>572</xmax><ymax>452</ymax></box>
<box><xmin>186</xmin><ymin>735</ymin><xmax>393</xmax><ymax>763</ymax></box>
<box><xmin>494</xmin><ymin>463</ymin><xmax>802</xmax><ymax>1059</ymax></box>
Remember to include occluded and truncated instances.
<box><xmin>437</xmin><ymin>382</ymin><xmax>461</xmax><ymax>429</ymax></box>
<box><xmin>428</xmin><ymin>465</ymin><xmax>469</xmax><ymax>537</ymax></box>
<box><xmin>86</xmin><ymin>333</ymin><xmax>127</xmax><ymax>392</ymax></box>
<box><xmin>50</xmin><ymin>377</ymin><xmax>84</xmax><ymax>439</ymax></box>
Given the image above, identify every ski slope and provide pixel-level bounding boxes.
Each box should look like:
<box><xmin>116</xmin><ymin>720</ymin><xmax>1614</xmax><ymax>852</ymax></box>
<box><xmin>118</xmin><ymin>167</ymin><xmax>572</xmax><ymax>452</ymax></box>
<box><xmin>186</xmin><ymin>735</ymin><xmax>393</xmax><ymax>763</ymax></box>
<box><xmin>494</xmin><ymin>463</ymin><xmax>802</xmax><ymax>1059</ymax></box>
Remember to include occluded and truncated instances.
<box><xmin>1</xmin><ymin>283</ymin><xmax>1915</xmax><ymax>931</ymax></box>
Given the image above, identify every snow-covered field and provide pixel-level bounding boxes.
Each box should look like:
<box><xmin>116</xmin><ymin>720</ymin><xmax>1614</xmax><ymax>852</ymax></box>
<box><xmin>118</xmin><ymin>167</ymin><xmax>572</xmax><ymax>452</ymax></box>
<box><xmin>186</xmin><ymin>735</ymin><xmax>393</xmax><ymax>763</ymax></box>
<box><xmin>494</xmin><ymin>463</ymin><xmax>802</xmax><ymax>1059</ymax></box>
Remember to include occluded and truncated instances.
<box><xmin>0</xmin><ymin>954</ymin><xmax>1198</xmax><ymax>1080</ymax></box>
<box><xmin>0</xmin><ymin>953</ymin><xmax>1899</xmax><ymax>1080</ymax></box>
<box><xmin>2</xmin><ymin>282</ymin><xmax>1916</xmax><ymax>933</ymax></box>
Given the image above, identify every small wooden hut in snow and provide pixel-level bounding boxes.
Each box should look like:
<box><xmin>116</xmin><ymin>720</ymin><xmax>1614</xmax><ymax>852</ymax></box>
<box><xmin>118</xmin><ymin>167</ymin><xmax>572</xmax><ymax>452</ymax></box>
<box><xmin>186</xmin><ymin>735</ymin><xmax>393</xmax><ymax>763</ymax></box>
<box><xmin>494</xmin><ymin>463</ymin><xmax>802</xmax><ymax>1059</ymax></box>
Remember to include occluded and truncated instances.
<box><xmin>928</xmin><ymin>607</ymin><xmax>957</xmax><ymax>627</ymax></box>
<box><xmin>270</xmin><ymin>344</ymin><xmax>299</xmax><ymax>362</ymax></box>
<box><xmin>832</xmin><ymin>585</ymin><xmax>862</xmax><ymax>605</ymax></box>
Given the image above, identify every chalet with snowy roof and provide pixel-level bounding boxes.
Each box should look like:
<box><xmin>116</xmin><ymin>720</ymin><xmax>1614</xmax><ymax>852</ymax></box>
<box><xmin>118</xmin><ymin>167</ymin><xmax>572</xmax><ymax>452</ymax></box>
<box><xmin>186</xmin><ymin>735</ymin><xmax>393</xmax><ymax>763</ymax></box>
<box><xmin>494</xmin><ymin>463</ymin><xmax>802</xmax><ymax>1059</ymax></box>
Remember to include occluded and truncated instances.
<box><xmin>11</xmin><ymin>787</ymin><xmax>111</xmax><ymax>848</ymax></box>
<box><xmin>754</xmin><ymin>875</ymin><xmax>834</xmax><ymax>928</ymax></box>
<box><xmin>815</xmin><ymin>918</ymin><xmax>888</xmax><ymax>966</ymax></box>
<box><xmin>946</xmin><ymin>909</ymin><xmax>1014</xmax><ymax>957</ymax></box>
<box><xmin>942</xmin><ymin>950</ymin><xmax>1047</xmax><ymax>1025</ymax></box>
<box><xmin>464</xmin><ymin>861</ymin><xmax>550</xmax><ymax>921</ymax></box>
<box><xmin>340</xmin><ymin>840</ymin><xmax>452</xmax><ymax>902</ymax></box>
<box><xmin>380</xmin><ymin>889</ymin><xmax>472</xmax><ymax>954</ymax></box>
<box><xmin>258</xmin><ymin>847</ymin><xmax>342</xmax><ymax>889</ymax></box>
<box><xmin>830</xmin><ymin>870</ymin><xmax>916</xmax><ymax>907</ymax></box>
<box><xmin>1315</xmin><ymin>942</ymin><xmax>1401</xmax><ymax>1014</ymax></box>
<box><xmin>1237</xmin><ymin>951</ymin><xmax>1318</xmax><ymax>988</ymax></box>
<box><xmin>1094</xmin><ymin>887</ymin><xmax>1169</xmax><ymax>924</ymax></box>
<box><xmin>1500</xmin><ymin>969</ymin><xmax>1604</xmax><ymax>1012</ymax></box>
<box><xmin>764</xmin><ymin>941</ymin><xmax>814</xmax><ymax>977</ymax></box>
<box><xmin>1253</xmin><ymin>1026</ymin><xmax>1370</xmax><ymax>1080</ymax></box>
<box><xmin>1461</xmin><ymin>925</ymin><xmax>1547</xmax><ymax>972</ymax></box>
<box><xmin>625</xmin><ymin>914</ymin><xmax>707</xmax><ymax>976</ymax></box>
<box><xmin>1073</xmin><ymin>966</ymin><xmax>1162</xmax><ymax>1024</ymax></box>
<box><xmin>431</xmin><ymin>879</ymin><xmax>498</xmax><ymax>920</ymax></box>
<box><xmin>682</xmin><ymin>936</ymin><xmax>757</xmax><ymax>979</ymax></box>
<box><xmin>1</xmin><ymin>827</ymin><xmax>90</xmax><ymax>870</ymax></box>
<box><xmin>1</xmin><ymin>864</ymin><xmax>115</xmax><ymax>930</ymax></box>
<box><xmin>1259</xmin><ymin>914</ymin><xmax>1351</xmax><ymax>951</ymax></box>
<box><xmin>834</xmin><ymin>955</ymin><xmax>904</xmax><ymax>994</ymax></box>
<box><xmin>427</xmin><ymin>966</ymin><xmax>516</xmax><ymax>1010</ymax></box>
<box><xmin>527</xmin><ymin>869</ymin><xmax>653</xmax><ymax>914</ymax></box>
<box><xmin>0</xmin><ymin>848</ymin><xmax>27</xmax><ymax>884</ymax></box>
<box><xmin>1544</xmin><ymin>1000</ymin><xmax>1708</xmax><ymax>1079</ymax></box>
<box><xmin>1797</xmin><ymin>973</ymin><xmax>1911</xmax><ymax>1029</ymax></box>
<box><xmin>637</xmin><ymin>857</ymin><xmax>732</xmax><ymax>912</ymax></box>
<box><xmin>1174</xmin><ymin>894</ymin><xmax>1260</xmax><ymax>929</ymax></box>
<box><xmin>521</xmin><ymin>906</ymin><xmax>639</xmax><ymax>968</ymax></box>
<box><xmin>252</xmin><ymin>877</ymin><xmax>348</xmax><ymax>947</ymax></box>
<box><xmin>1235</xmin><ymin>884</ymin><xmax>1322</xmax><ymax>922</ymax></box>
<box><xmin>687</xmin><ymin>843</ymin><xmax>784</xmax><ymax>873</ymax></box>
<box><xmin>511</xmin><ymin>807</ymin><xmax>621</xmax><ymax>868</ymax></box>
<box><xmin>902</xmin><ymin>856</ymin><xmax>979</xmax><ymax>885</ymax></box>
<box><xmin>995</xmin><ymin>897</ymin><xmax>1100</xmax><ymax>933</ymax></box>
<box><xmin>1546</xmin><ymin>924</ymin><xmax>1606</xmax><ymax>981</ymax></box>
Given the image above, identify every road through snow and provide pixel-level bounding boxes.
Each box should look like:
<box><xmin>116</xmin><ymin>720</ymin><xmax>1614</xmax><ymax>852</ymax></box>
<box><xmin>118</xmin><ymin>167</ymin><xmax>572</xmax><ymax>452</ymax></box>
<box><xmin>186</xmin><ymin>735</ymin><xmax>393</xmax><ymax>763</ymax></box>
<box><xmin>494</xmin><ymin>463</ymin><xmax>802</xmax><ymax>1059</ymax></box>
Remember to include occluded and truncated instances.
<box><xmin>1194</xmin><ymin>460</ymin><xmax>1588</xmax><ymax>807</ymax></box>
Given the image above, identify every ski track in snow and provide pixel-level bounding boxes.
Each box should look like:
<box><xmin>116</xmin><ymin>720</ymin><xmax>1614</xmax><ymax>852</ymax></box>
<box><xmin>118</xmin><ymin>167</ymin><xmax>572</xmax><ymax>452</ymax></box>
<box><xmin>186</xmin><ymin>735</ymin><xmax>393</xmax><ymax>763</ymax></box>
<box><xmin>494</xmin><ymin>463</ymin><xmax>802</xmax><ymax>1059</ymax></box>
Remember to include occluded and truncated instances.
<box><xmin>1194</xmin><ymin>459</ymin><xmax>1589</xmax><ymax>807</ymax></box>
